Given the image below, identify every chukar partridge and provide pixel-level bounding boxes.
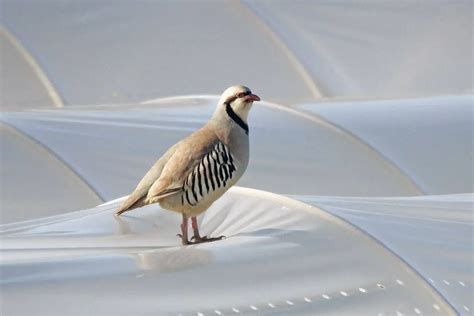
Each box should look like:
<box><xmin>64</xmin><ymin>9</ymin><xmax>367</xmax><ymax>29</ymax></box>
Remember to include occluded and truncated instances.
<box><xmin>116</xmin><ymin>85</ymin><xmax>260</xmax><ymax>245</ymax></box>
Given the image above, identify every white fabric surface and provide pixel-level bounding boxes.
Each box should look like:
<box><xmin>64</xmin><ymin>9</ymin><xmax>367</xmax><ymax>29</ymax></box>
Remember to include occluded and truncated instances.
<box><xmin>1</xmin><ymin>96</ymin><xmax>471</xmax><ymax>223</ymax></box>
<box><xmin>1</xmin><ymin>1</ymin><xmax>471</xmax><ymax>107</ymax></box>
<box><xmin>246</xmin><ymin>0</ymin><xmax>473</xmax><ymax>98</ymax></box>
<box><xmin>0</xmin><ymin>123</ymin><xmax>102</xmax><ymax>223</ymax></box>
<box><xmin>1</xmin><ymin>1</ymin><xmax>314</xmax><ymax>107</ymax></box>
<box><xmin>0</xmin><ymin>96</ymin><xmax>437</xmax><ymax>223</ymax></box>
<box><xmin>296</xmin><ymin>193</ymin><xmax>474</xmax><ymax>315</ymax></box>
<box><xmin>0</xmin><ymin>29</ymin><xmax>58</xmax><ymax>109</ymax></box>
<box><xmin>0</xmin><ymin>187</ymin><xmax>457</xmax><ymax>316</ymax></box>
<box><xmin>297</xmin><ymin>95</ymin><xmax>474</xmax><ymax>195</ymax></box>
<box><xmin>1</xmin><ymin>2</ymin><xmax>472</xmax><ymax>314</ymax></box>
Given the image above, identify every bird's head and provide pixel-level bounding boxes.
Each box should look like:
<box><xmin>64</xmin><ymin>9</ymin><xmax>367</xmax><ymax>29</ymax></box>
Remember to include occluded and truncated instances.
<box><xmin>217</xmin><ymin>85</ymin><xmax>260</xmax><ymax>124</ymax></box>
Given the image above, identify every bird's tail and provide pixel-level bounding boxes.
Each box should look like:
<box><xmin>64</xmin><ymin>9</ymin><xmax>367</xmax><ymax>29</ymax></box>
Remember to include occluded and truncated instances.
<box><xmin>115</xmin><ymin>187</ymin><xmax>181</xmax><ymax>216</ymax></box>
<box><xmin>115</xmin><ymin>196</ymin><xmax>146</xmax><ymax>216</ymax></box>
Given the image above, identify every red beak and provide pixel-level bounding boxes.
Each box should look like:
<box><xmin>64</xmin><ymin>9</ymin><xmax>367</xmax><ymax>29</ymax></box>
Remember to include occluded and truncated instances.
<box><xmin>246</xmin><ymin>93</ymin><xmax>260</xmax><ymax>102</ymax></box>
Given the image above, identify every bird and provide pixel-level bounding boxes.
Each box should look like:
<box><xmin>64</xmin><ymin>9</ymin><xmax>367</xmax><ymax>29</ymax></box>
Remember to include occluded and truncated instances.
<box><xmin>115</xmin><ymin>85</ymin><xmax>260</xmax><ymax>245</ymax></box>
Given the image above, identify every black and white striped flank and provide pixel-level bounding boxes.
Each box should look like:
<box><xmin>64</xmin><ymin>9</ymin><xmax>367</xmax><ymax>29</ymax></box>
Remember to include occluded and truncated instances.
<box><xmin>181</xmin><ymin>142</ymin><xmax>237</xmax><ymax>206</ymax></box>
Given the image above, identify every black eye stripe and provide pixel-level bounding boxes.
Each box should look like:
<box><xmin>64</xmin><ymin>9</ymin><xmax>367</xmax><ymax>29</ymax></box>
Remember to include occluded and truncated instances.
<box><xmin>237</xmin><ymin>91</ymin><xmax>251</xmax><ymax>98</ymax></box>
<box><xmin>224</xmin><ymin>91</ymin><xmax>251</xmax><ymax>105</ymax></box>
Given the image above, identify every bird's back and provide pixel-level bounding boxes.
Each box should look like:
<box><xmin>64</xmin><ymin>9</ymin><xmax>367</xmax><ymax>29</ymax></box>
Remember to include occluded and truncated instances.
<box><xmin>116</xmin><ymin>125</ymin><xmax>220</xmax><ymax>215</ymax></box>
<box><xmin>115</xmin><ymin>141</ymin><xmax>179</xmax><ymax>215</ymax></box>
<box><xmin>116</xmin><ymin>122</ymin><xmax>249</xmax><ymax>216</ymax></box>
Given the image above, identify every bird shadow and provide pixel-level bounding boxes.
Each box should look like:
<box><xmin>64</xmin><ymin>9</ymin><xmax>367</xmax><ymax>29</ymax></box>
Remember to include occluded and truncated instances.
<box><xmin>114</xmin><ymin>214</ymin><xmax>326</xmax><ymax>250</ymax></box>
<box><xmin>129</xmin><ymin>247</ymin><xmax>214</xmax><ymax>274</ymax></box>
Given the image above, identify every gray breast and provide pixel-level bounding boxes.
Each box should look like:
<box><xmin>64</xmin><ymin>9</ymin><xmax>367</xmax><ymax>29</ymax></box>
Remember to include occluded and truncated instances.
<box><xmin>181</xmin><ymin>142</ymin><xmax>237</xmax><ymax>207</ymax></box>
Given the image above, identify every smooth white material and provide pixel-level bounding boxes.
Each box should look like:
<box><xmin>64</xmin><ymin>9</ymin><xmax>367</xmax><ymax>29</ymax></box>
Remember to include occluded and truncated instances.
<box><xmin>297</xmin><ymin>95</ymin><xmax>474</xmax><ymax>195</ymax></box>
<box><xmin>296</xmin><ymin>194</ymin><xmax>474</xmax><ymax>315</ymax></box>
<box><xmin>0</xmin><ymin>187</ymin><xmax>456</xmax><ymax>315</ymax></box>
<box><xmin>0</xmin><ymin>97</ymin><xmax>425</xmax><ymax>223</ymax></box>
<box><xmin>0</xmin><ymin>29</ymin><xmax>59</xmax><ymax>109</ymax></box>
<box><xmin>246</xmin><ymin>1</ymin><xmax>473</xmax><ymax>98</ymax></box>
<box><xmin>0</xmin><ymin>123</ymin><xmax>102</xmax><ymax>223</ymax></box>
<box><xmin>0</xmin><ymin>2</ymin><xmax>472</xmax><ymax>314</ymax></box>
<box><xmin>1</xmin><ymin>1</ymin><xmax>314</xmax><ymax>106</ymax></box>
<box><xmin>1</xmin><ymin>95</ymin><xmax>471</xmax><ymax>223</ymax></box>
<box><xmin>1</xmin><ymin>1</ymin><xmax>471</xmax><ymax>107</ymax></box>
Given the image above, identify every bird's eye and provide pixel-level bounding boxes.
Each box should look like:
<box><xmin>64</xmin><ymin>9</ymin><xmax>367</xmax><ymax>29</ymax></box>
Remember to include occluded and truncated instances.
<box><xmin>237</xmin><ymin>91</ymin><xmax>251</xmax><ymax>98</ymax></box>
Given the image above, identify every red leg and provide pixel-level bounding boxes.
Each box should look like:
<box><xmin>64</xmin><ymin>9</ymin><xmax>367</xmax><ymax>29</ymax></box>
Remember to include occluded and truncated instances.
<box><xmin>178</xmin><ymin>213</ymin><xmax>189</xmax><ymax>245</ymax></box>
<box><xmin>191</xmin><ymin>216</ymin><xmax>203</xmax><ymax>240</ymax></box>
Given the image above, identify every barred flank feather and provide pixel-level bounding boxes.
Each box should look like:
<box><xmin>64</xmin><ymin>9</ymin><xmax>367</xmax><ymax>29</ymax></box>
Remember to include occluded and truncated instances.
<box><xmin>181</xmin><ymin>142</ymin><xmax>237</xmax><ymax>206</ymax></box>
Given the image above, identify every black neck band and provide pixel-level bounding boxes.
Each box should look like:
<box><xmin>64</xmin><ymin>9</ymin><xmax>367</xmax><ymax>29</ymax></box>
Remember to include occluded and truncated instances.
<box><xmin>225</xmin><ymin>103</ymin><xmax>249</xmax><ymax>135</ymax></box>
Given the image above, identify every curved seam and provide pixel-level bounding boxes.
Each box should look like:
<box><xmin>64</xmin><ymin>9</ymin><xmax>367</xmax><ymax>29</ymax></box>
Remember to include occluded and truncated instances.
<box><xmin>141</xmin><ymin>94</ymin><xmax>219</xmax><ymax>105</ymax></box>
<box><xmin>0</xmin><ymin>202</ymin><xmax>113</xmax><ymax>234</ymax></box>
<box><xmin>0</xmin><ymin>26</ymin><xmax>64</xmax><ymax>108</ymax></box>
<box><xmin>290</xmin><ymin>197</ymin><xmax>473</xmax><ymax>226</ymax></box>
<box><xmin>235</xmin><ymin>0</ymin><xmax>323</xmax><ymax>99</ymax></box>
<box><xmin>260</xmin><ymin>101</ymin><xmax>425</xmax><ymax>195</ymax></box>
<box><xmin>1</xmin><ymin>121</ymin><xmax>105</xmax><ymax>203</ymax></box>
<box><xmin>144</xmin><ymin>94</ymin><xmax>425</xmax><ymax>195</ymax></box>
<box><xmin>233</xmin><ymin>187</ymin><xmax>457</xmax><ymax>314</ymax></box>
<box><xmin>29</xmin><ymin>93</ymin><xmax>425</xmax><ymax>195</ymax></box>
<box><xmin>307</xmin><ymin>200</ymin><xmax>459</xmax><ymax>315</ymax></box>
<box><xmin>232</xmin><ymin>187</ymin><xmax>457</xmax><ymax>314</ymax></box>
<box><xmin>0</xmin><ymin>184</ymin><xmax>461</xmax><ymax>314</ymax></box>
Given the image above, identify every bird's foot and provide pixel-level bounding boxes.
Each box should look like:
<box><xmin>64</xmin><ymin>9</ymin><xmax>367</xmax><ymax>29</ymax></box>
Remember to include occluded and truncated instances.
<box><xmin>177</xmin><ymin>234</ymin><xmax>225</xmax><ymax>245</ymax></box>
<box><xmin>191</xmin><ymin>235</ymin><xmax>225</xmax><ymax>244</ymax></box>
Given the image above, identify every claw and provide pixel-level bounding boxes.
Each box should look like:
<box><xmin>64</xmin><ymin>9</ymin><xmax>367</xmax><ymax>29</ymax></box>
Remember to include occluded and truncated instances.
<box><xmin>178</xmin><ymin>230</ymin><xmax>225</xmax><ymax>245</ymax></box>
<box><xmin>191</xmin><ymin>235</ymin><xmax>208</xmax><ymax>241</ymax></box>
<box><xmin>191</xmin><ymin>235</ymin><xmax>225</xmax><ymax>243</ymax></box>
